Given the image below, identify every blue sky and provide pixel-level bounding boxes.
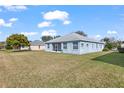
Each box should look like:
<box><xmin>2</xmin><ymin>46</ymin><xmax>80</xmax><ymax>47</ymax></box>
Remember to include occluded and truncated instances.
<box><xmin>0</xmin><ymin>5</ymin><xmax>124</xmax><ymax>41</ymax></box>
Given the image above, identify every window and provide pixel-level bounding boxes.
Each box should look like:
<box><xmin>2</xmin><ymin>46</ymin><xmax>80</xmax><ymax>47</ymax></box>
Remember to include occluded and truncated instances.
<box><xmin>92</xmin><ymin>44</ymin><xmax>94</xmax><ymax>48</ymax></box>
<box><xmin>21</xmin><ymin>45</ymin><xmax>24</xmax><ymax>48</ymax></box>
<box><xmin>100</xmin><ymin>44</ymin><xmax>102</xmax><ymax>48</ymax></box>
<box><xmin>96</xmin><ymin>44</ymin><xmax>98</xmax><ymax>48</ymax></box>
<box><xmin>81</xmin><ymin>43</ymin><xmax>84</xmax><ymax>47</ymax></box>
<box><xmin>86</xmin><ymin>44</ymin><xmax>89</xmax><ymax>47</ymax></box>
<box><xmin>73</xmin><ymin>42</ymin><xmax>78</xmax><ymax>49</ymax></box>
<box><xmin>39</xmin><ymin>45</ymin><xmax>40</xmax><ymax>49</ymax></box>
<box><xmin>99</xmin><ymin>44</ymin><xmax>101</xmax><ymax>48</ymax></box>
<box><xmin>47</xmin><ymin>44</ymin><xmax>50</xmax><ymax>48</ymax></box>
<box><xmin>63</xmin><ymin>42</ymin><xmax>67</xmax><ymax>49</ymax></box>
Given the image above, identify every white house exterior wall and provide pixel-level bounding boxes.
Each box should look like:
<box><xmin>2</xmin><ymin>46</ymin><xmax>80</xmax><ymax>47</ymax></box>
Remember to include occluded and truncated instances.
<box><xmin>79</xmin><ymin>41</ymin><xmax>104</xmax><ymax>54</ymax></box>
<box><xmin>20</xmin><ymin>46</ymin><xmax>30</xmax><ymax>50</ymax></box>
<box><xmin>45</xmin><ymin>41</ymin><xmax>104</xmax><ymax>55</ymax></box>
<box><xmin>45</xmin><ymin>43</ymin><xmax>53</xmax><ymax>52</ymax></box>
<box><xmin>30</xmin><ymin>46</ymin><xmax>45</xmax><ymax>50</ymax></box>
<box><xmin>62</xmin><ymin>42</ymin><xmax>80</xmax><ymax>54</ymax></box>
<box><xmin>121</xmin><ymin>44</ymin><xmax>124</xmax><ymax>48</ymax></box>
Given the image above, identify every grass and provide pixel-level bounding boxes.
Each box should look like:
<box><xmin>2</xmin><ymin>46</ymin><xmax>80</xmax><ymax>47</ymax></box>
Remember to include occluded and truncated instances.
<box><xmin>0</xmin><ymin>50</ymin><xmax>124</xmax><ymax>88</ymax></box>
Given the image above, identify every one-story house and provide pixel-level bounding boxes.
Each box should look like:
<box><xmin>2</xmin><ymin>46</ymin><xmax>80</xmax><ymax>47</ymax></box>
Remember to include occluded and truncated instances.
<box><xmin>20</xmin><ymin>46</ymin><xmax>30</xmax><ymax>51</ymax></box>
<box><xmin>30</xmin><ymin>40</ymin><xmax>45</xmax><ymax>50</ymax></box>
<box><xmin>121</xmin><ymin>43</ymin><xmax>124</xmax><ymax>48</ymax></box>
<box><xmin>0</xmin><ymin>41</ymin><xmax>5</xmax><ymax>49</ymax></box>
<box><xmin>45</xmin><ymin>32</ymin><xmax>105</xmax><ymax>55</ymax></box>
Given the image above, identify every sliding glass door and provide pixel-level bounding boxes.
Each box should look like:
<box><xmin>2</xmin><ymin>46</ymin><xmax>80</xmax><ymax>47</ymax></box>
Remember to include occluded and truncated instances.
<box><xmin>53</xmin><ymin>43</ymin><xmax>61</xmax><ymax>51</ymax></box>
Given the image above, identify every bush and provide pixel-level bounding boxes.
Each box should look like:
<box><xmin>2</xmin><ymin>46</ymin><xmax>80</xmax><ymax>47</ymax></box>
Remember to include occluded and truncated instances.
<box><xmin>5</xmin><ymin>45</ymin><xmax>13</xmax><ymax>50</ymax></box>
<box><xmin>118</xmin><ymin>48</ymin><xmax>124</xmax><ymax>53</ymax></box>
<box><xmin>105</xmin><ymin>43</ymin><xmax>113</xmax><ymax>50</ymax></box>
<box><xmin>103</xmin><ymin>47</ymin><xmax>109</xmax><ymax>51</ymax></box>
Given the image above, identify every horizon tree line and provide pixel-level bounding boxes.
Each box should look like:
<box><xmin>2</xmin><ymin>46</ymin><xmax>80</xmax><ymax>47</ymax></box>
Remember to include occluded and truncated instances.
<box><xmin>1</xmin><ymin>30</ymin><xmax>123</xmax><ymax>51</ymax></box>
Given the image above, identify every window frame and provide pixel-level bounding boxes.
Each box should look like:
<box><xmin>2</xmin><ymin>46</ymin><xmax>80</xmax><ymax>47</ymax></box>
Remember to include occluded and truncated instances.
<box><xmin>81</xmin><ymin>43</ymin><xmax>84</xmax><ymax>47</ymax></box>
<box><xmin>92</xmin><ymin>43</ymin><xmax>94</xmax><ymax>48</ymax></box>
<box><xmin>47</xmin><ymin>44</ymin><xmax>50</xmax><ymax>48</ymax></box>
<box><xmin>73</xmin><ymin>42</ymin><xmax>78</xmax><ymax>49</ymax></box>
<box><xmin>100</xmin><ymin>44</ymin><xmax>102</xmax><ymax>48</ymax></box>
<box><xmin>63</xmin><ymin>42</ymin><xmax>67</xmax><ymax>49</ymax></box>
<box><xmin>96</xmin><ymin>43</ymin><xmax>98</xmax><ymax>48</ymax></box>
<box><xmin>86</xmin><ymin>44</ymin><xmax>89</xmax><ymax>48</ymax></box>
<box><xmin>39</xmin><ymin>45</ymin><xmax>41</xmax><ymax>49</ymax></box>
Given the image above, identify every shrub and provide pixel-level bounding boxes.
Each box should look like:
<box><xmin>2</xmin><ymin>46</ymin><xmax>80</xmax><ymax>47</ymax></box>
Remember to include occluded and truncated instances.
<box><xmin>5</xmin><ymin>45</ymin><xmax>12</xmax><ymax>50</ymax></box>
<box><xmin>103</xmin><ymin>47</ymin><xmax>109</xmax><ymax>51</ymax></box>
<box><xmin>118</xmin><ymin>48</ymin><xmax>124</xmax><ymax>53</ymax></box>
<box><xmin>105</xmin><ymin>43</ymin><xmax>113</xmax><ymax>50</ymax></box>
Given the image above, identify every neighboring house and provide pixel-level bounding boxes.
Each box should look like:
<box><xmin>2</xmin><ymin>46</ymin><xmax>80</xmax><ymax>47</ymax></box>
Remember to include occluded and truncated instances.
<box><xmin>45</xmin><ymin>33</ymin><xmax>105</xmax><ymax>55</ymax></box>
<box><xmin>20</xmin><ymin>46</ymin><xmax>30</xmax><ymax>50</ymax></box>
<box><xmin>30</xmin><ymin>40</ymin><xmax>45</xmax><ymax>50</ymax></box>
<box><xmin>0</xmin><ymin>41</ymin><xmax>5</xmax><ymax>49</ymax></box>
<box><xmin>121</xmin><ymin>43</ymin><xmax>124</xmax><ymax>48</ymax></box>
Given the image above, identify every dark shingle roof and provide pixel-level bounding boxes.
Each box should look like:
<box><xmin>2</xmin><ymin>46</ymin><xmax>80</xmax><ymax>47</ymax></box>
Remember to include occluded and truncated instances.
<box><xmin>46</xmin><ymin>33</ymin><xmax>104</xmax><ymax>44</ymax></box>
<box><xmin>30</xmin><ymin>40</ymin><xmax>45</xmax><ymax>46</ymax></box>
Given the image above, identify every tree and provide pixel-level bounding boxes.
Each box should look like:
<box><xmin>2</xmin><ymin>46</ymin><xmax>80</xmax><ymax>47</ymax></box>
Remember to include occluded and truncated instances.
<box><xmin>12</xmin><ymin>40</ymin><xmax>20</xmax><ymax>49</ymax></box>
<box><xmin>101</xmin><ymin>37</ymin><xmax>110</xmax><ymax>42</ymax></box>
<box><xmin>53</xmin><ymin>35</ymin><xmax>61</xmax><ymax>39</ymax></box>
<box><xmin>102</xmin><ymin>37</ymin><xmax>114</xmax><ymax>50</ymax></box>
<box><xmin>41</xmin><ymin>36</ymin><xmax>53</xmax><ymax>42</ymax></box>
<box><xmin>101</xmin><ymin>37</ymin><xmax>121</xmax><ymax>50</ymax></box>
<box><xmin>75</xmin><ymin>31</ymin><xmax>87</xmax><ymax>37</ymax></box>
<box><xmin>6</xmin><ymin>34</ymin><xmax>30</xmax><ymax>50</ymax></box>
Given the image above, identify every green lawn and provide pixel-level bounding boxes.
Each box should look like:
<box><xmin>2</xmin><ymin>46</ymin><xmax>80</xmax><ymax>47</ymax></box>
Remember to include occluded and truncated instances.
<box><xmin>0</xmin><ymin>50</ymin><xmax>124</xmax><ymax>88</ymax></box>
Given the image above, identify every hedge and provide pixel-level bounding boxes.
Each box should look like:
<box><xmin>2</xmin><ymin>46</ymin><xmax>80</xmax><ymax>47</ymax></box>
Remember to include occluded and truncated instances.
<box><xmin>118</xmin><ymin>48</ymin><xmax>124</xmax><ymax>53</ymax></box>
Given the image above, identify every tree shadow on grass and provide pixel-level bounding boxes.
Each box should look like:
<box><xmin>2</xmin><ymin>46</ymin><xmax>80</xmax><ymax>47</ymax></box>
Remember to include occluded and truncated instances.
<box><xmin>92</xmin><ymin>52</ymin><xmax>124</xmax><ymax>67</ymax></box>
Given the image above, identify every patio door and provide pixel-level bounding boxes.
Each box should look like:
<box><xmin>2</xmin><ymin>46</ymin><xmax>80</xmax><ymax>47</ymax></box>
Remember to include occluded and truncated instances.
<box><xmin>53</xmin><ymin>43</ymin><xmax>61</xmax><ymax>51</ymax></box>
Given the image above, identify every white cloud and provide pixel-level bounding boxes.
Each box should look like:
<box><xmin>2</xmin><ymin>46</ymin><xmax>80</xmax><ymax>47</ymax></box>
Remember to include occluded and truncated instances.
<box><xmin>38</xmin><ymin>21</ymin><xmax>52</xmax><ymax>28</ymax></box>
<box><xmin>21</xmin><ymin>32</ymin><xmax>38</xmax><ymax>36</ymax></box>
<box><xmin>95</xmin><ymin>35</ymin><xmax>101</xmax><ymax>38</ymax></box>
<box><xmin>0</xmin><ymin>32</ymin><xmax>2</xmax><ymax>34</ymax></box>
<box><xmin>107</xmin><ymin>30</ymin><xmax>118</xmax><ymax>34</ymax></box>
<box><xmin>41</xmin><ymin>29</ymin><xmax>57</xmax><ymax>36</ymax></box>
<box><xmin>0</xmin><ymin>19</ymin><xmax>5</xmax><ymax>26</ymax></box>
<box><xmin>0</xmin><ymin>18</ymin><xmax>17</xmax><ymax>28</ymax></box>
<box><xmin>63</xmin><ymin>20</ymin><xmax>71</xmax><ymax>25</ymax></box>
<box><xmin>3</xmin><ymin>5</ymin><xmax>27</xmax><ymax>11</ymax></box>
<box><xmin>43</xmin><ymin>10</ymin><xmax>69</xmax><ymax>21</ymax></box>
<box><xmin>91</xmin><ymin>34</ymin><xmax>101</xmax><ymax>40</ymax></box>
<box><xmin>43</xmin><ymin>10</ymin><xmax>71</xmax><ymax>25</ymax></box>
<box><xmin>3</xmin><ymin>23</ymin><xmax>13</xmax><ymax>27</ymax></box>
<box><xmin>0</xmin><ymin>19</ymin><xmax>12</xmax><ymax>27</ymax></box>
<box><xmin>9</xmin><ymin>18</ymin><xmax>18</xmax><ymax>22</ymax></box>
